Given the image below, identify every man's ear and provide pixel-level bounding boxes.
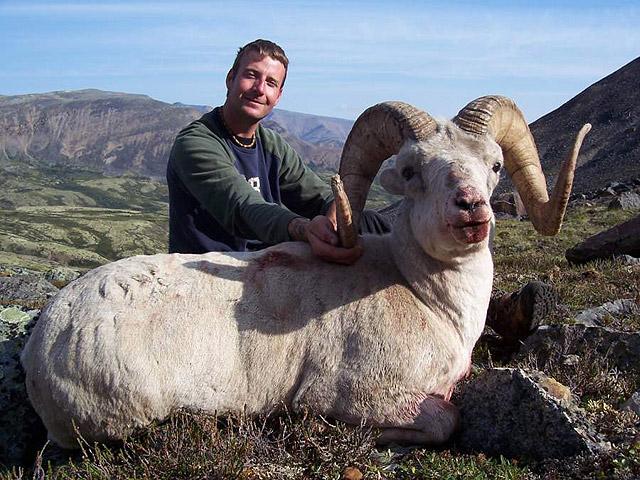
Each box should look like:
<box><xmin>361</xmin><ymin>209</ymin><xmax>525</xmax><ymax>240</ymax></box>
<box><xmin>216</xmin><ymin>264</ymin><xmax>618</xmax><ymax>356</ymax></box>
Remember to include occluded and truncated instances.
<box><xmin>225</xmin><ymin>69</ymin><xmax>234</xmax><ymax>90</ymax></box>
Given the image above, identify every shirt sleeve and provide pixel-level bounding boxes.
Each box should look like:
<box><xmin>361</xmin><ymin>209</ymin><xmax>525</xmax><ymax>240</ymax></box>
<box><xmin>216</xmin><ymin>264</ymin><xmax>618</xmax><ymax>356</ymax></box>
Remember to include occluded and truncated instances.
<box><xmin>170</xmin><ymin>123</ymin><xmax>301</xmax><ymax>245</ymax></box>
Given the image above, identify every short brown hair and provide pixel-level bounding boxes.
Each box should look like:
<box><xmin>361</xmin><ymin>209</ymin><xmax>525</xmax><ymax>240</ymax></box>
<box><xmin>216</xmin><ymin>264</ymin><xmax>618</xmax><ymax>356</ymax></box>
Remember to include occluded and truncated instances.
<box><xmin>229</xmin><ymin>39</ymin><xmax>289</xmax><ymax>86</ymax></box>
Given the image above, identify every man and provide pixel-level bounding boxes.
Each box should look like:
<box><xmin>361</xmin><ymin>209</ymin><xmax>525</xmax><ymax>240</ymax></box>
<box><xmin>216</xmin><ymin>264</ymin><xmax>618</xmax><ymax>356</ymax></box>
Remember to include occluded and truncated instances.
<box><xmin>167</xmin><ymin>39</ymin><xmax>367</xmax><ymax>264</ymax></box>
<box><xmin>167</xmin><ymin>39</ymin><xmax>555</xmax><ymax>343</ymax></box>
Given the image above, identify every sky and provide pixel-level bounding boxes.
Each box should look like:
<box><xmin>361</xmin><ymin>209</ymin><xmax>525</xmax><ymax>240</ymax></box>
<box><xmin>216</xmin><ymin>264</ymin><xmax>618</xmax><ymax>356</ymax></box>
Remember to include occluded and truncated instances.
<box><xmin>1</xmin><ymin>0</ymin><xmax>638</xmax><ymax>122</ymax></box>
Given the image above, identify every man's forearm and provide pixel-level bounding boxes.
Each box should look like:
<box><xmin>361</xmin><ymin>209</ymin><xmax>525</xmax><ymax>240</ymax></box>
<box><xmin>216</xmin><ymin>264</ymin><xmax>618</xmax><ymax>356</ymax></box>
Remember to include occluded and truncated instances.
<box><xmin>288</xmin><ymin>217</ymin><xmax>310</xmax><ymax>242</ymax></box>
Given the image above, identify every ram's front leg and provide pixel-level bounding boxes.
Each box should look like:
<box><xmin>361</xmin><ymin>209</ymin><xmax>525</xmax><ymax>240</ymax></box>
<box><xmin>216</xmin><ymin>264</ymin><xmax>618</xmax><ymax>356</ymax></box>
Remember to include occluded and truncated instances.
<box><xmin>373</xmin><ymin>395</ymin><xmax>459</xmax><ymax>446</ymax></box>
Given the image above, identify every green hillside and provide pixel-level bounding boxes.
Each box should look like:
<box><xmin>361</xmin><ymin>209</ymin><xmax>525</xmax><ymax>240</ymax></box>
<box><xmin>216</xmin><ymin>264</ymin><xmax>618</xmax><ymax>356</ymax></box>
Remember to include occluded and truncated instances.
<box><xmin>0</xmin><ymin>164</ymin><xmax>169</xmax><ymax>273</ymax></box>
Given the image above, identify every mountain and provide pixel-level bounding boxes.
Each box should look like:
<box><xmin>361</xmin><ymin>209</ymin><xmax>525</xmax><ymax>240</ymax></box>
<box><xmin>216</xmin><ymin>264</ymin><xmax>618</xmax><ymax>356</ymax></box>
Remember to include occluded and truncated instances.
<box><xmin>266</xmin><ymin>108</ymin><xmax>352</xmax><ymax>145</ymax></box>
<box><xmin>0</xmin><ymin>90</ymin><xmax>203</xmax><ymax>179</ymax></box>
<box><xmin>0</xmin><ymin>89</ymin><xmax>352</xmax><ymax>178</ymax></box>
<box><xmin>530</xmin><ymin>57</ymin><xmax>640</xmax><ymax>194</ymax></box>
<box><xmin>263</xmin><ymin>109</ymin><xmax>353</xmax><ymax>171</ymax></box>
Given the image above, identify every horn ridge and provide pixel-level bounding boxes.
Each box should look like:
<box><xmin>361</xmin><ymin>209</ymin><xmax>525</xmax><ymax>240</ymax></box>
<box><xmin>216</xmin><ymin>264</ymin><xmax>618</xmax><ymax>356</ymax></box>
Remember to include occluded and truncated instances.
<box><xmin>338</xmin><ymin>101</ymin><xmax>437</xmax><ymax>232</ymax></box>
<box><xmin>454</xmin><ymin>95</ymin><xmax>590</xmax><ymax>235</ymax></box>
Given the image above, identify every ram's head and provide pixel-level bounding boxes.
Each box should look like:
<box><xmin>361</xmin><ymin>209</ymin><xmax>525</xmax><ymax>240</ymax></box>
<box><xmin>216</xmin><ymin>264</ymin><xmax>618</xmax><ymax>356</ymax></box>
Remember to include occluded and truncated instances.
<box><xmin>334</xmin><ymin>96</ymin><xmax>591</xmax><ymax>256</ymax></box>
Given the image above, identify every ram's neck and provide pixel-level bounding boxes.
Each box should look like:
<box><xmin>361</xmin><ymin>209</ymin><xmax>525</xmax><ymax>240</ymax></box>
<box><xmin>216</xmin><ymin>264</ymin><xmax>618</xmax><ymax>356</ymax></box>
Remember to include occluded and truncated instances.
<box><xmin>388</xmin><ymin>210</ymin><xmax>493</xmax><ymax>349</ymax></box>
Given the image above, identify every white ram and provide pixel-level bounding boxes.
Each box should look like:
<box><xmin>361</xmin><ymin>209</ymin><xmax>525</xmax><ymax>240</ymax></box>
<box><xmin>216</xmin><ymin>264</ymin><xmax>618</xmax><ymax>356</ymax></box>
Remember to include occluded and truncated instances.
<box><xmin>21</xmin><ymin>96</ymin><xmax>590</xmax><ymax>448</ymax></box>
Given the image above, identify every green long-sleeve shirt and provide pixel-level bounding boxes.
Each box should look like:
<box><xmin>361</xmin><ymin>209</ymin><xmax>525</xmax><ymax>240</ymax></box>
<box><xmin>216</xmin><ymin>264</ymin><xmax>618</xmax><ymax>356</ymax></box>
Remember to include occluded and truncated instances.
<box><xmin>167</xmin><ymin>108</ymin><xmax>334</xmax><ymax>253</ymax></box>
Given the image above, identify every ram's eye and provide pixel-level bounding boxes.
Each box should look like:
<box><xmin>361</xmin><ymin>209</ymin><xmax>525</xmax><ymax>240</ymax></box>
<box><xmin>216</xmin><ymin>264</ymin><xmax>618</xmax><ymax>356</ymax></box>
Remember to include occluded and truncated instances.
<box><xmin>492</xmin><ymin>162</ymin><xmax>502</xmax><ymax>173</ymax></box>
<box><xmin>401</xmin><ymin>166</ymin><xmax>415</xmax><ymax>180</ymax></box>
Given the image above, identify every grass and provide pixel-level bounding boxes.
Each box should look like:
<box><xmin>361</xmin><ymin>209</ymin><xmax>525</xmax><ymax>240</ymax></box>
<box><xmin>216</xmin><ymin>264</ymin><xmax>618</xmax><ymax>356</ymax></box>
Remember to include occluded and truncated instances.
<box><xmin>1</xmin><ymin>170</ymin><xmax>639</xmax><ymax>478</ymax></box>
<box><xmin>492</xmin><ymin>206</ymin><xmax>640</xmax><ymax>322</ymax></box>
<box><xmin>2</xmin><ymin>411</ymin><xmax>532</xmax><ymax>480</ymax></box>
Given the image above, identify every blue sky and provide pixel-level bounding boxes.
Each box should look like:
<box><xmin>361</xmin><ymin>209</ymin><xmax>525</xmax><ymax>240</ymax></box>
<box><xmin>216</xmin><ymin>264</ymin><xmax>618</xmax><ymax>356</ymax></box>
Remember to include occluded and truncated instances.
<box><xmin>1</xmin><ymin>1</ymin><xmax>638</xmax><ymax>121</ymax></box>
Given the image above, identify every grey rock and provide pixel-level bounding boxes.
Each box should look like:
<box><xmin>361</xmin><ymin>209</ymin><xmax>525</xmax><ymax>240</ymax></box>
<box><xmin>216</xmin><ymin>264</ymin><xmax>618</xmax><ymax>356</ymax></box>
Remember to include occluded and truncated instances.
<box><xmin>572</xmin><ymin>316</ymin><xmax>600</xmax><ymax>328</ymax></box>
<box><xmin>609</xmin><ymin>181</ymin><xmax>632</xmax><ymax>194</ymax></box>
<box><xmin>0</xmin><ymin>306</ymin><xmax>46</xmax><ymax>466</ymax></box>
<box><xmin>517</xmin><ymin>325</ymin><xmax>640</xmax><ymax>374</ymax></box>
<box><xmin>491</xmin><ymin>200</ymin><xmax>518</xmax><ymax>217</ymax></box>
<box><xmin>565</xmin><ymin>213</ymin><xmax>640</xmax><ymax>264</ymax></box>
<box><xmin>621</xmin><ymin>391</ymin><xmax>640</xmax><ymax>416</ymax></box>
<box><xmin>456</xmin><ymin>368</ymin><xmax>607</xmax><ymax>459</ymax></box>
<box><xmin>608</xmin><ymin>192</ymin><xmax>640</xmax><ymax>210</ymax></box>
<box><xmin>491</xmin><ymin>191</ymin><xmax>527</xmax><ymax>218</ymax></box>
<box><xmin>574</xmin><ymin>299</ymin><xmax>640</xmax><ymax>327</ymax></box>
<box><xmin>0</xmin><ymin>274</ymin><xmax>58</xmax><ymax>308</ymax></box>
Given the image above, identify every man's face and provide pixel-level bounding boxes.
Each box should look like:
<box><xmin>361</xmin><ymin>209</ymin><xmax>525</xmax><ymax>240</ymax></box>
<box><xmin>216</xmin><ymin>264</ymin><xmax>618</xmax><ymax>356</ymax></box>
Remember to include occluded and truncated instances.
<box><xmin>225</xmin><ymin>51</ymin><xmax>286</xmax><ymax>123</ymax></box>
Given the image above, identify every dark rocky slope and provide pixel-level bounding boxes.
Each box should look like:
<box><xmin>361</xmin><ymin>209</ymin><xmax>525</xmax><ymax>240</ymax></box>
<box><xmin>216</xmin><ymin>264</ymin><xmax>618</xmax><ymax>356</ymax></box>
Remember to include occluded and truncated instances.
<box><xmin>530</xmin><ymin>56</ymin><xmax>640</xmax><ymax>194</ymax></box>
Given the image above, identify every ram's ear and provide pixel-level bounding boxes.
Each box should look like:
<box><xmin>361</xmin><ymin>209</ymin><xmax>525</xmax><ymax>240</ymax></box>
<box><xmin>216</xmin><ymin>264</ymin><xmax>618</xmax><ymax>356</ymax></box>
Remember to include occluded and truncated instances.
<box><xmin>380</xmin><ymin>167</ymin><xmax>404</xmax><ymax>195</ymax></box>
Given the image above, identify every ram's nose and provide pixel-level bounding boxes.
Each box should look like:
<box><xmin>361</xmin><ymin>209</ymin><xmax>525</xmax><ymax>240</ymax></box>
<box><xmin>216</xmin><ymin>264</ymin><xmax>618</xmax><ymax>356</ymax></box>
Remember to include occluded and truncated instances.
<box><xmin>454</xmin><ymin>188</ymin><xmax>487</xmax><ymax>212</ymax></box>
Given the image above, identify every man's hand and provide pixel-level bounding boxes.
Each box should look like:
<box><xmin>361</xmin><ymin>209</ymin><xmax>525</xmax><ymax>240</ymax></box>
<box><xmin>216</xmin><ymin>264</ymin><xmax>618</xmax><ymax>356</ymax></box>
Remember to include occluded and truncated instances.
<box><xmin>288</xmin><ymin>215</ymin><xmax>362</xmax><ymax>265</ymax></box>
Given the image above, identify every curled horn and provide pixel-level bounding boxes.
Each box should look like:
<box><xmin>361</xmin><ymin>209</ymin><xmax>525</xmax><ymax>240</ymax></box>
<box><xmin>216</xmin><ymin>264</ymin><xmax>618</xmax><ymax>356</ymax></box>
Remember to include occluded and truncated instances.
<box><xmin>336</xmin><ymin>102</ymin><xmax>438</xmax><ymax>245</ymax></box>
<box><xmin>453</xmin><ymin>95</ymin><xmax>591</xmax><ymax>235</ymax></box>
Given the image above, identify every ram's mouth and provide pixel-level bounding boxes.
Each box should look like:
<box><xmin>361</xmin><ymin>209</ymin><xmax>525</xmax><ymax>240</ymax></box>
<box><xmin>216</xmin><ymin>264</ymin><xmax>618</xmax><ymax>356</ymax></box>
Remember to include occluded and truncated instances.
<box><xmin>451</xmin><ymin>219</ymin><xmax>491</xmax><ymax>244</ymax></box>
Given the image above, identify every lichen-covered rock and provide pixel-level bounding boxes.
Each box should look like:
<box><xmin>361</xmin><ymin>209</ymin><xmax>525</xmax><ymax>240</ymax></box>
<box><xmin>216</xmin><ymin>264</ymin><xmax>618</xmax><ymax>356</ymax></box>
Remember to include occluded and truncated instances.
<box><xmin>455</xmin><ymin>368</ymin><xmax>608</xmax><ymax>459</ymax></box>
<box><xmin>0</xmin><ymin>274</ymin><xmax>58</xmax><ymax>309</ymax></box>
<box><xmin>517</xmin><ymin>325</ymin><xmax>640</xmax><ymax>374</ymax></box>
<box><xmin>0</xmin><ymin>306</ymin><xmax>46</xmax><ymax>466</ymax></box>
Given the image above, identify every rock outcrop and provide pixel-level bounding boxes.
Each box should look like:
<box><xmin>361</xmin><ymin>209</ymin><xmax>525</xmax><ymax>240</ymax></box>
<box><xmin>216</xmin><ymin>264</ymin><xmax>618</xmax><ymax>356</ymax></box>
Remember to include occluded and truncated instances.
<box><xmin>456</xmin><ymin>368</ymin><xmax>608</xmax><ymax>459</ymax></box>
